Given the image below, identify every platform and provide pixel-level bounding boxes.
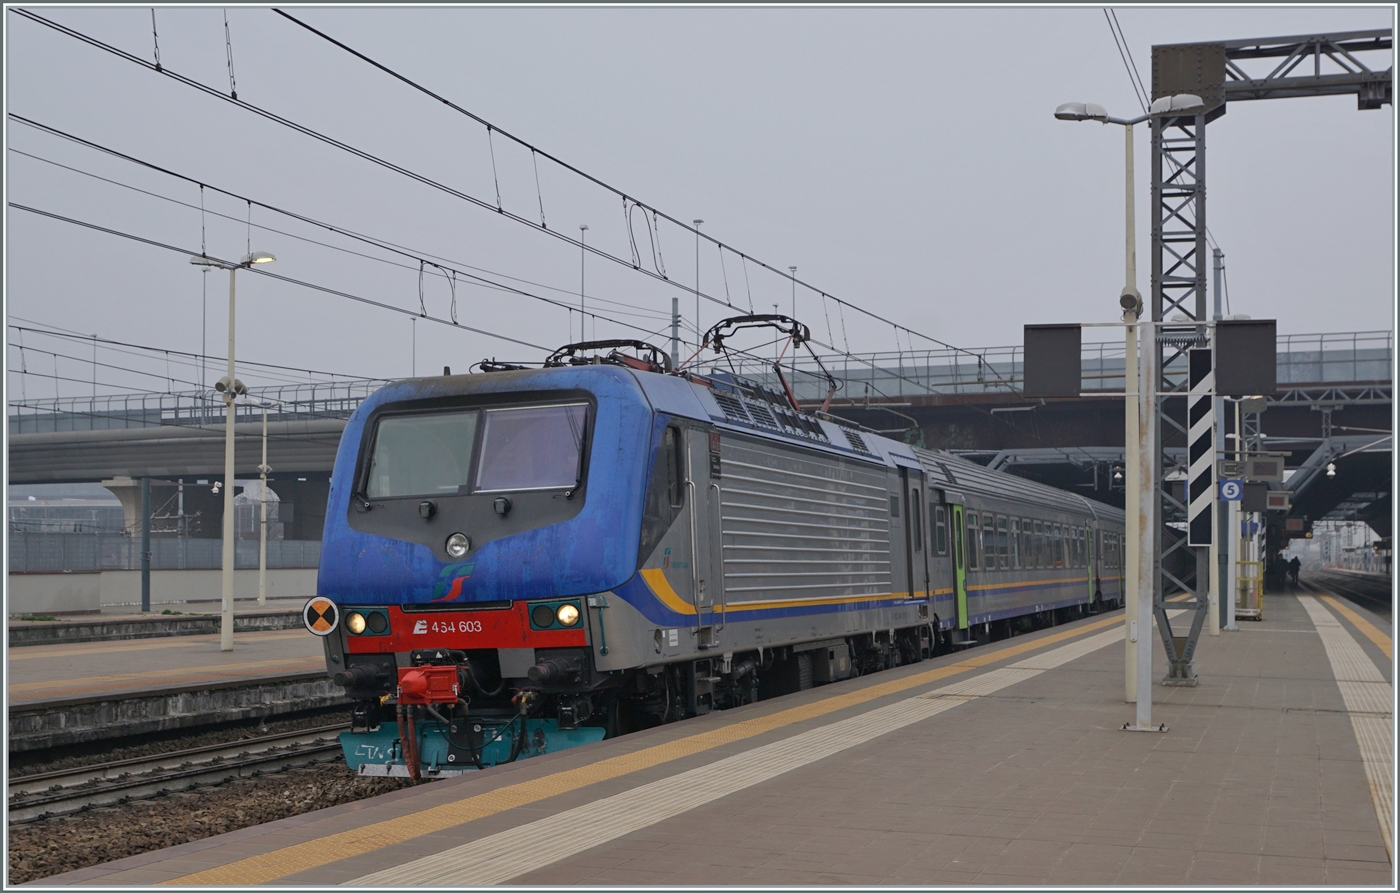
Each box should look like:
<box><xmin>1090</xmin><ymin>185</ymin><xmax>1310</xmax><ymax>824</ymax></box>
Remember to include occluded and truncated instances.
<box><xmin>36</xmin><ymin>592</ymin><xmax>1394</xmax><ymax>887</ymax></box>
<box><xmin>7</xmin><ymin>619</ymin><xmax>333</xmax><ymax>751</ymax></box>
<box><xmin>7</xmin><ymin>626</ymin><xmax>324</xmax><ymax>708</ymax></box>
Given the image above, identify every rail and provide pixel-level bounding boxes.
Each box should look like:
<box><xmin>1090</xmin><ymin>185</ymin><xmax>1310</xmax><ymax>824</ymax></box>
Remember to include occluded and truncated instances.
<box><xmin>6</xmin><ymin>724</ymin><xmax>348</xmax><ymax>824</ymax></box>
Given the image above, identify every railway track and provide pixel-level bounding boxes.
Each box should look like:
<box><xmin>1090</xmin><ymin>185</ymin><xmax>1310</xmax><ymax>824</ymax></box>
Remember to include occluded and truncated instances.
<box><xmin>7</xmin><ymin>723</ymin><xmax>349</xmax><ymax>824</ymax></box>
<box><xmin>1301</xmin><ymin>570</ymin><xmax>1393</xmax><ymax>622</ymax></box>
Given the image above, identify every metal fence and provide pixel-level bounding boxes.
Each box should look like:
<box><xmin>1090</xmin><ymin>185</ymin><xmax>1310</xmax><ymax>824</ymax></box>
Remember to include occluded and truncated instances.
<box><xmin>719</xmin><ymin>330</ymin><xmax>1393</xmax><ymax>402</ymax></box>
<box><xmin>8</xmin><ymin>379</ymin><xmax>391</xmax><ymax>434</ymax></box>
<box><xmin>7</xmin><ymin>332</ymin><xmax>1390</xmax><ymax>429</ymax></box>
<box><xmin>7</xmin><ymin>534</ymin><xmax>321</xmax><ymax>572</ymax></box>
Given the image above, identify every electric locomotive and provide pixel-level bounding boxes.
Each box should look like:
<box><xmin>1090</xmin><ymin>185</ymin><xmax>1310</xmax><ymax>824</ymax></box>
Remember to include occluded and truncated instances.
<box><xmin>307</xmin><ymin>317</ymin><xmax>1125</xmax><ymax>779</ymax></box>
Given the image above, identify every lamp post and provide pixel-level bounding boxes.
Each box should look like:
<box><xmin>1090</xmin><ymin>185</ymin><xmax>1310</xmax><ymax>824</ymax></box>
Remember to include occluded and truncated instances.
<box><xmin>579</xmin><ymin>224</ymin><xmax>588</xmax><ymax>343</ymax></box>
<box><xmin>693</xmin><ymin>220</ymin><xmax>704</xmax><ymax>348</ymax></box>
<box><xmin>1055</xmin><ymin>93</ymin><xmax>1202</xmax><ymax>724</ymax></box>
<box><xmin>189</xmin><ymin>250</ymin><xmax>276</xmax><ymax>650</ymax></box>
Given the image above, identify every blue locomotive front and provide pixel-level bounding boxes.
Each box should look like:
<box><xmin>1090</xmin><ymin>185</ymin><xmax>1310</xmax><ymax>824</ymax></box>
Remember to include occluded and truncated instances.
<box><xmin>312</xmin><ymin>364</ymin><xmax>657</xmax><ymax>777</ymax></box>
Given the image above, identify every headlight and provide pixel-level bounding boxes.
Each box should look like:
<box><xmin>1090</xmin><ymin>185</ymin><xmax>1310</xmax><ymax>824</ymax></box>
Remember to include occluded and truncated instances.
<box><xmin>531</xmin><ymin>604</ymin><xmax>556</xmax><ymax>628</ymax></box>
<box><xmin>345</xmin><ymin>612</ymin><xmax>367</xmax><ymax>635</ymax></box>
<box><xmin>555</xmin><ymin>603</ymin><xmax>580</xmax><ymax>627</ymax></box>
<box><xmin>445</xmin><ymin>532</ymin><xmax>471</xmax><ymax>558</ymax></box>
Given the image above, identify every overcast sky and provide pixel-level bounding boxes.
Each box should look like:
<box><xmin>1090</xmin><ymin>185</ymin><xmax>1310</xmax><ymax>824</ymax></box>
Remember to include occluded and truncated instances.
<box><xmin>4</xmin><ymin>5</ymin><xmax>1394</xmax><ymax>400</ymax></box>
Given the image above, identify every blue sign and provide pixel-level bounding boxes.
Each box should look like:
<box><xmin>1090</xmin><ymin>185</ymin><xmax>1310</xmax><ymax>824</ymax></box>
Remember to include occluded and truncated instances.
<box><xmin>1219</xmin><ymin>479</ymin><xmax>1244</xmax><ymax>501</ymax></box>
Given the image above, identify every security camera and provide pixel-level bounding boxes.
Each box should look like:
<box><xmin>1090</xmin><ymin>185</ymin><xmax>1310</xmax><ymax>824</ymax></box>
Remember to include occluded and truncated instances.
<box><xmin>1326</xmin><ymin>462</ymin><xmax>1336</xmax><ymax>478</ymax></box>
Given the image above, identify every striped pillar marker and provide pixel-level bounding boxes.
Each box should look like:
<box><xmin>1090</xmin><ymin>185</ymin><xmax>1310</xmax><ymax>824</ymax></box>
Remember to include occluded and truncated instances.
<box><xmin>1187</xmin><ymin>347</ymin><xmax>1215</xmax><ymax>547</ymax></box>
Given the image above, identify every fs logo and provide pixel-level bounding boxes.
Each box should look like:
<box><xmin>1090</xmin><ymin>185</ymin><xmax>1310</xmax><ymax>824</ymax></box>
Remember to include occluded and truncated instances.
<box><xmin>662</xmin><ymin>547</ymin><xmax>671</xmax><ymax>570</ymax></box>
<box><xmin>413</xmin><ymin>620</ymin><xmax>428</xmax><ymax>634</ymax></box>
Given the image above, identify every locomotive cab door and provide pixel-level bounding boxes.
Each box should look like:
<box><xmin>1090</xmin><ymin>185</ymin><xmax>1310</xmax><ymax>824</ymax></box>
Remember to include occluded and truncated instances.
<box><xmin>683</xmin><ymin>427</ymin><xmax>720</xmax><ymax>647</ymax></box>
<box><xmin>951</xmin><ymin>504</ymin><xmax>969</xmax><ymax>630</ymax></box>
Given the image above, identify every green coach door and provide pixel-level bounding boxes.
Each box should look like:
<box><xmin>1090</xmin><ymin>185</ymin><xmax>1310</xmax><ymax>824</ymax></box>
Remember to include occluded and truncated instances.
<box><xmin>952</xmin><ymin>504</ymin><xmax>969</xmax><ymax>630</ymax></box>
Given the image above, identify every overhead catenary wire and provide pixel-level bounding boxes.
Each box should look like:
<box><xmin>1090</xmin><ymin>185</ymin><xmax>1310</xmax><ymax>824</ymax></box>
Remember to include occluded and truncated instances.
<box><xmin>1103</xmin><ymin>7</ymin><xmax>1223</xmax><ymax>255</ymax></box>
<box><xmin>269</xmin><ymin>8</ymin><xmax>1009</xmax><ymax>374</ymax></box>
<box><xmin>5</xmin><ymin>147</ymin><xmax>663</xmax><ymax>326</ymax></box>
<box><xmin>7</xmin><ymin>121</ymin><xmax>671</xmax><ymax>333</ymax></box>
<box><xmin>7</xmin><ymin>9</ymin><xmax>1011</xmax><ymax>390</ymax></box>
<box><xmin>8</xmin><ymin>320</ymin><xmax>375</xmax><ymax>383</ymax></box>
<box><xmin>8</xmin><ymin>201</ymin><xmax>552</xmax><ymax>352</ymax></box>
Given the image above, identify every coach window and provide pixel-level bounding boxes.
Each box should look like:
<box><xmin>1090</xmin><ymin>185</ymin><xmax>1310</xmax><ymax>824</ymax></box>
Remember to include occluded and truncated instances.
<box><xmin>966</xmin><ymin>512</ymin><xmax>980</xmax><ymax>571</ymax></box>
<box><xmin>1021</xmin><ymin>518</ymin><xmax>1033</xmax><ymax>568</ymax></box>
<box><xmin>1033</xmin><ymin>520</ymin><xmax>1043</xmax><ymax>568</ymax></box>
<box><xmin>997</xmin><ymin>516</ymin><xmax>1009</xmax><ymax>570</ymax></box>
<box><xmin>1052</xmin><ymin>524</ymin><xmax>1063</xmax><ymax>568</ymax></box>
<box><xmin>934</xmin><ymin>506</ymin><xmax>948</xmax><ymax>555</ymax></box>
<box><xmin>1009</xmin><ymin>518</ymin><xmax>1021</xmax><ymax>569</ymax></box>
<box><xmin>983</xmin><ymin>515</ymin><xmax>996</xmax><ymax>571</ymax></box>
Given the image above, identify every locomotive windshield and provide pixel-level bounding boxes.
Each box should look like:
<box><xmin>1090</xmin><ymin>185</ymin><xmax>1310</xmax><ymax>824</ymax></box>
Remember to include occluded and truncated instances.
<box><xmin>475</xmin><ymin>403</ymin><xmax>589</xmax><ymax>492</ymax></box>
<box><xmin>364</xmin><ymin>402</ymin><xmax>589</xmax><ymax>498</ymax></box>
<box><xmin>365</xmin><ymin>411</ymin><xmax>479</xmax><ymax>498</ymax></box>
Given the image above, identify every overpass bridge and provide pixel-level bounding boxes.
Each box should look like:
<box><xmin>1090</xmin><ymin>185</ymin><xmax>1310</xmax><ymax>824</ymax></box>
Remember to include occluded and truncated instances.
<box><xmin>8</xmin><ymin>331</ymin><xmax>1390</xmax><ymax>536</ymax></box>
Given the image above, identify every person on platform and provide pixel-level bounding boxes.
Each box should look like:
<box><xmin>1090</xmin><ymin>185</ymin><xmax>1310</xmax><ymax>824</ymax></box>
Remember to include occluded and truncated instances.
<box><xmin>1289</xmin><ymin>555</ymin><xmax>1301</xmax><ymax>587</ymax></box>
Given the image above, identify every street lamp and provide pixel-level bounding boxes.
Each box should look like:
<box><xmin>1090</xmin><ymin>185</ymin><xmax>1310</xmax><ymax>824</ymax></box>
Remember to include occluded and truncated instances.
<box><xmin>1055</xmin><ymin>93</ymin><xmax>1202</xmax><ymax>724</ymax></box>
<box><xmin>578</xmin><ymin>224</ymin><xmax>588</xmax><ymax>343</ymax></box>
<box><xmin>189</xmin><ymin>250</ymin><xmax>276</xmax><ymax>650</ymax></box>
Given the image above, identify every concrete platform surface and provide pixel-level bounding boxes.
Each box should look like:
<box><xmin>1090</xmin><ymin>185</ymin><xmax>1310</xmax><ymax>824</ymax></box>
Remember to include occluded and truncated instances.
<box><xmin>35</xmin><ymin>592</ymin><xmax>1395</xmax><ymax>887</ymax></box>
<box><xmin>7</xmin><ymin>627</ymin><xmax>324</xmax><ymax>706</ymax></box>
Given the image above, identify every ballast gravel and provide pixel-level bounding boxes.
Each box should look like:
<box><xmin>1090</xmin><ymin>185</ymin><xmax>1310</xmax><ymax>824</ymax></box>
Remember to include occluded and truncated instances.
<box><xmin>7</xmin><ymin>764</ymin><xmax>417</xmax><ymax>885</ymax></box>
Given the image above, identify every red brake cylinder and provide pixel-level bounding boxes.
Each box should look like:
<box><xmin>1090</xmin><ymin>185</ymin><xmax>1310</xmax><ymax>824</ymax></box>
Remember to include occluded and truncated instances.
<box><xmin>396</xmin><ymin>666</ymin><xmax>460</xmax><ymax>705</ymax></box>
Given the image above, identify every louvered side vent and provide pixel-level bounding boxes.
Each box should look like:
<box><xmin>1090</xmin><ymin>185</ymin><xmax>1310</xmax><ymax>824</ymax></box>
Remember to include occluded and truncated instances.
<box><xmin>801</xmin><ymin>415</ymin><xmax>830</xmax><ymax>441</ymax></box>
<box><xmin>842</xmin><ymin>428</ymin><xmax>872</xmax><ymax>453</ymax></box>
<box><xmin>745</xmin><ymin>401</ymin><xmax>779</xmax><ymax>429</ymax></box>
<box><xmin>712</xmin><ymin>391</ymin><xmax>751</xmax><ymax>424</ymax></box>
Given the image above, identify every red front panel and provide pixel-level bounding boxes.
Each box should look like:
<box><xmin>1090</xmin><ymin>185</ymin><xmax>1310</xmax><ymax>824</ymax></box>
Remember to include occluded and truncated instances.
<box><xmin>344</xmin><ymin>603</ymin><xmax>588</xmax><ymax>653</ymax></box>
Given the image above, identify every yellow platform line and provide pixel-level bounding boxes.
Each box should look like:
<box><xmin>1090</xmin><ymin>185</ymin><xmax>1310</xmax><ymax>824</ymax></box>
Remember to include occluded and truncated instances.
<box><xmin>165</xmin><ymin>613</ymin><xmax>1122</xmax><ymax>887</ymax></box>
<box><xmin>1319</xmin><ymin>593</ymin><xmax>1393</xmax><ymax>660</ymax></box>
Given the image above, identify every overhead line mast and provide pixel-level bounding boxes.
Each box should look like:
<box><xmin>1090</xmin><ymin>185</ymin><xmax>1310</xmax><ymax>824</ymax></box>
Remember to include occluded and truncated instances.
<box><xmin>1146</xmin><ymin>29</ymin><xmax>1391</xmax><ymax>682</ymax></box>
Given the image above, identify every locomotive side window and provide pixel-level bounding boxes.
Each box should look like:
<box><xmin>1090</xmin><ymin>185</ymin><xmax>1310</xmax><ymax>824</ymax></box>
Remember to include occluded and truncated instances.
<box><xmin>664</xmin><ymin>426</ymin><xmax>683</xmax><ymax>508</ymax></box>
<box><xmin>966</xmin><ymin>512</ymin><xmax>979</xmax><ymax>571</ymax></box>
<box><xmin>475</xmin><ymin>403</ymin><xmax>589</xmax><ymax>492</ymax></box>
<box><xmin>934</xmin><ymin>506</ymin><xmax>948</xmax><ymax>555</ymax></box>
<box><xmin>983</xmin><ymin>515</ymin><xmax>996</xmax><ymax>571</ymax></box>
<box><xmin>1009</xmin><ymin>518</ymin><xmax>1020</xmax><ymax>569</ymax></box>
<box><xmin>366</xmin><ymin>410</ymin><xmax>479</xmax><ymax>499</ymax></box>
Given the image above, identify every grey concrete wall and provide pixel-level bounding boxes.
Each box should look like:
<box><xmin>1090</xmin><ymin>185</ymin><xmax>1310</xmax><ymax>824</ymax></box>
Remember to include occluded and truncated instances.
<box><xmin>5</xmin><ymin>572</ymin><xmax>102</xmax><ymax>615</ymax></box>
<box><xmin>6</xmin><ymin>568</ymin><xmax>319</xmax><ymax>615</ymax></box>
